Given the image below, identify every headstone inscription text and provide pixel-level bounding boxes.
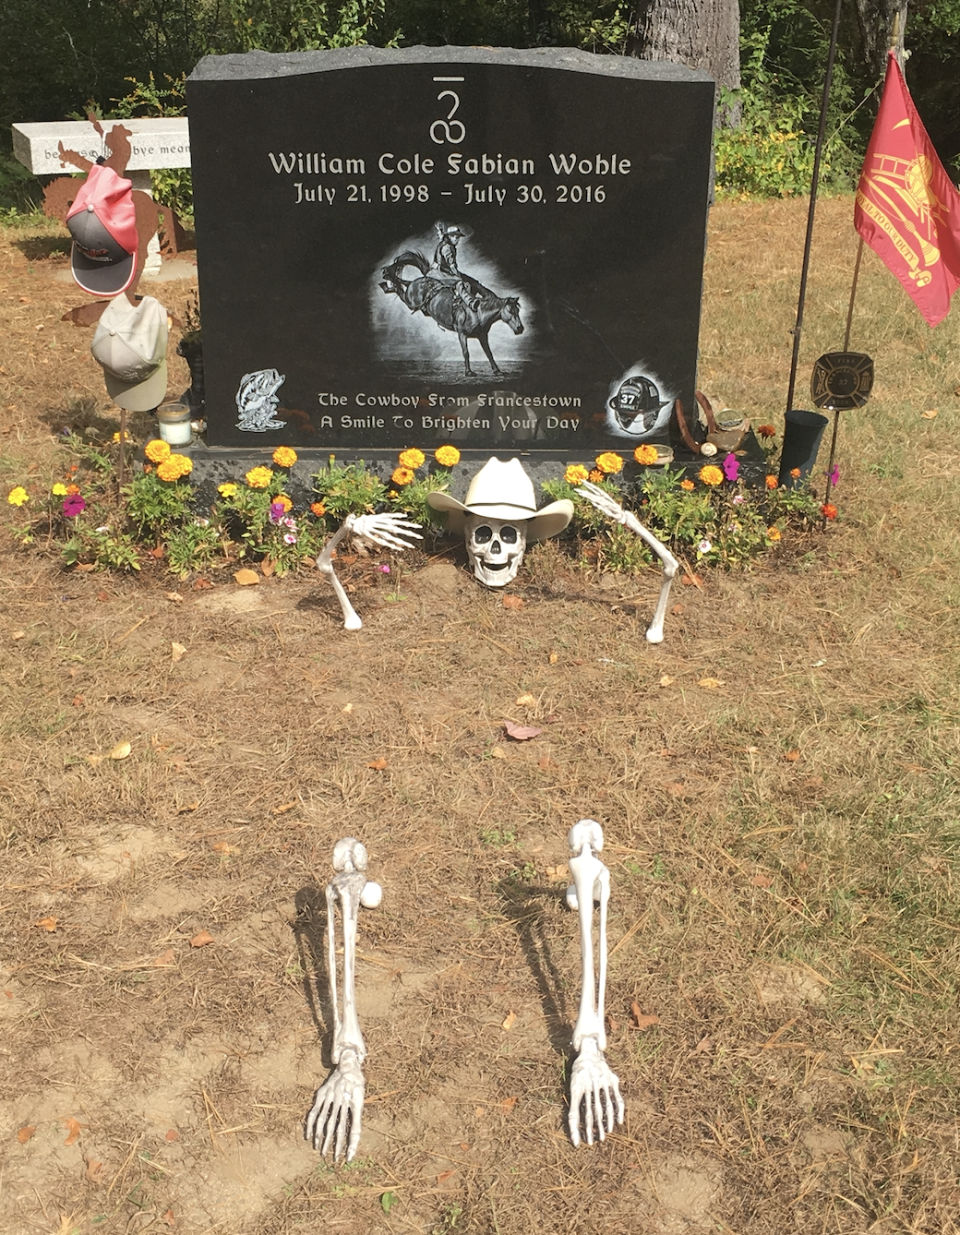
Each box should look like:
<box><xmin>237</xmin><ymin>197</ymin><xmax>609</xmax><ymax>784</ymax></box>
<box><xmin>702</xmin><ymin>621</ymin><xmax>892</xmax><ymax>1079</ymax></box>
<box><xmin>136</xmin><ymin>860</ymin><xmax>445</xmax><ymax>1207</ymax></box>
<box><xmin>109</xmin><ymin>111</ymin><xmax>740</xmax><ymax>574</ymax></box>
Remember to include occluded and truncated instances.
<box><xmin>187</xmin><ymin>47</ymin><xmax>714</xmax><ymax>453</ymax></box>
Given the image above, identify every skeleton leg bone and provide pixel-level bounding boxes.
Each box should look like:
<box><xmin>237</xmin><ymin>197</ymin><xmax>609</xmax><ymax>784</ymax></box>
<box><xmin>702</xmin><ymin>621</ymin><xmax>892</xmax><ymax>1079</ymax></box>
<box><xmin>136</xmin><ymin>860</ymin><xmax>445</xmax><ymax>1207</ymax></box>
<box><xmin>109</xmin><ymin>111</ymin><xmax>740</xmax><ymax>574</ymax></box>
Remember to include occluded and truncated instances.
<box><xmin>305</xmin><ymin>838</ymin><xmax>382</xmax><ymax>1163</ymax></box>
<box><xmin>565</xmin><ymin>820</ymin><xmax>624</xmax><ymax>1148</ymax></box>
<box><xmin>575</xmin><ymin>481</ymin><xmax>679</xmax><ymax>643</ymax></box>
<box><xmin>316</xmin><ymin>512</ymin><xmax>421</xmax><ymax>631</ymax></box>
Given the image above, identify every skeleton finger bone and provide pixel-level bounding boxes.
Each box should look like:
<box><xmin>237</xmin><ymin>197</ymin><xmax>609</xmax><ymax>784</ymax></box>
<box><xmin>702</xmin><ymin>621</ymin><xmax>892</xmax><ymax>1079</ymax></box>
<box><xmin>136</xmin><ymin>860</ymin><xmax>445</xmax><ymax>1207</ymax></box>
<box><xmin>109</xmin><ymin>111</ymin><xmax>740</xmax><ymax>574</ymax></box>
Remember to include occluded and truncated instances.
<box><xmin>565</xmin><ymin>819</ymin><xmax>625</xmax><ymax>1147</ymax></box>
<box><xmin>575</xmin><ymin>482</ymin><xmax>679</xmax><ymax>644</ymax></box>
<box><xmin>316</xmin><ymin>513</ymin><xmax>420</xmax><ymax>630</ymax></box>
<box><xmin>305</xmin><ymin>837</ymin><xmax>380</xmax><ymax>1163</ymax></box>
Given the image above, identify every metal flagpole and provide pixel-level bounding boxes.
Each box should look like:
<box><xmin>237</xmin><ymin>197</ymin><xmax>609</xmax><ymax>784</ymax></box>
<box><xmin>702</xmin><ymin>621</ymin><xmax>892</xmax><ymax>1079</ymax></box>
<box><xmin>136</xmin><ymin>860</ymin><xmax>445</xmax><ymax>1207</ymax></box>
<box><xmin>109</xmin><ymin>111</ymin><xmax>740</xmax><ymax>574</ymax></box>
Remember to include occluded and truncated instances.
<box><xmin>783</xmin><ymin>0</ymin><xmax>844</xmax><ymax>417</ymax></box>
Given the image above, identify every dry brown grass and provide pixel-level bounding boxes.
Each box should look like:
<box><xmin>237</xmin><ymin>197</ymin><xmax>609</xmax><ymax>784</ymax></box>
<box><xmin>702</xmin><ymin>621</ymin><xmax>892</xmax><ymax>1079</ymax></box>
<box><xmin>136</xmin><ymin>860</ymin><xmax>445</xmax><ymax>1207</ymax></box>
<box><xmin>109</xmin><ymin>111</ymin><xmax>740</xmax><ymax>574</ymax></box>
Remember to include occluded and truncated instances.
<box><xmin>1</xmin><ymin>197</ymin><xmax>959</xmax><ymax>1235</ymax></box>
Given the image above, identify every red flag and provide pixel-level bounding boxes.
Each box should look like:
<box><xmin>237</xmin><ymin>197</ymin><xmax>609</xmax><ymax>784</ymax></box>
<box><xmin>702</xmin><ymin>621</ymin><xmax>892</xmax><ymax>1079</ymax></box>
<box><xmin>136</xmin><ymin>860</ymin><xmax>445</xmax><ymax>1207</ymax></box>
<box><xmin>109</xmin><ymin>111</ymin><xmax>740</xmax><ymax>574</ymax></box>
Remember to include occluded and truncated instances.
<box><xmin>855</xmin><ymin>52</ymin><xmax>960</xmax><ymax>327</ymax></box>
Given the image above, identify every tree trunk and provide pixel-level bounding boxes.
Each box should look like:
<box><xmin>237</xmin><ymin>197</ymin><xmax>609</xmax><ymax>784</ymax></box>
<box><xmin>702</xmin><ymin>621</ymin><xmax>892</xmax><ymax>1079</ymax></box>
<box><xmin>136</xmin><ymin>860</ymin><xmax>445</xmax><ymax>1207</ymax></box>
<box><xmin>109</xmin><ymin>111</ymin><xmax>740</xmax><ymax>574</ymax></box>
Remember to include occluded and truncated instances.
<box><xmin>629</xmin><ymin>0</ymin><xmax>741</xmax><ymax>121</ymax></box>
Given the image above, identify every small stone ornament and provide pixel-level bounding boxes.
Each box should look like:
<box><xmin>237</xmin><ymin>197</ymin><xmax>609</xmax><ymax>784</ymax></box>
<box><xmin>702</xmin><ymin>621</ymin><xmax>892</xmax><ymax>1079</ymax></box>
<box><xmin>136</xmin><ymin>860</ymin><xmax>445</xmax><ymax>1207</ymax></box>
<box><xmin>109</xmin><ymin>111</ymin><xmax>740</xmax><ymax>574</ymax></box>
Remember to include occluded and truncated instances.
<box><xmin>565</xmin><ymin>820</ymin><xmax>625</xmax><ymax>1148</ymax></box>
<box><xmin>316</xmin><ymin>512</ymin><xmax>421</xmax><ymax>630</ymax></box>
<box><xmin>575</xmin><ymin>481</ymin><xmax>679</xmax><ymax>643</ymax></box>
<box><xmin>427</xmin><ymin>457</ymin><xmax>572</xmax><ymax>588</ymax></box>
<box><xmin>305</xmin><ymin>838</ymin><xmax>383</xmax><ymax>1163</ymax></box>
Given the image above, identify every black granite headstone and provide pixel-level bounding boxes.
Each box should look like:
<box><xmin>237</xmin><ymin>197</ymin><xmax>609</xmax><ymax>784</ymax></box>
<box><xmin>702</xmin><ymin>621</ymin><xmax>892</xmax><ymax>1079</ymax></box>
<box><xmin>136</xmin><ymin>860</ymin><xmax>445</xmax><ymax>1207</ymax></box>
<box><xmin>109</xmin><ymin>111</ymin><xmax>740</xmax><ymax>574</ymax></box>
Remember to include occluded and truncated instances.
<box><xmin>187</xmin><ymin>47</ymin><xmax>714</xmax><ymax>456</ymax></box>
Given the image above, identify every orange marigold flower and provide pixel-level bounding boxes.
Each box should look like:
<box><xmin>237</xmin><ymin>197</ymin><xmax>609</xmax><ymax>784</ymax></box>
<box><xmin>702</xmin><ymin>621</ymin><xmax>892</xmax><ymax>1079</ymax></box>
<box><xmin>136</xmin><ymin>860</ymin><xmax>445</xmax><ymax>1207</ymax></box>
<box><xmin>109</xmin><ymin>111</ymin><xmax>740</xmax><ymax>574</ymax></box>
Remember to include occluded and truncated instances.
<box><xmin>156</xmin><ymin>458</ymin><xmax>182</xmax><ymax>482</ymax></box>
<box><xmin>391</xmin><ymin>466</ymin><xmax>415</xmax><ymax>486</ymax></box>
<box><xmin>169</xmin><ymin>453</ymin><xmax>192</xmax><ymax>477</ymax></box>
<box><xmin>66</xmin><ymin>483</ymin><xmax>81</xmax><ymax>495</ymax></box>
<box><xmin>698</xmin><ymin>464</ymin><xmax>724</xmax><ymax>486</ymax></box>
<box><xmin>245</xmin><ymin>466</ymin><xmax>274</xmax><ymax>489</ymax></box>
<box><xmin>398</xmin><ymin>447</ymin><xmax>425</xmax><ymax>470</ymax></box>
<box><xmin>758</xmin><ymin>424</ymin><xmax>776</xmax><ymax>438</ymax></box>
<box><xmin>821</xmin><ymin>503</ymin><xmax>838</xmax><ymax>520</ymax></box>
<box><xmin>595</xmin><ymin>451</ymin><xmax>624</xmax><ymax>475</ymax></box>
<box><xmin>588</xmin><ymin>469</ymin><xmax>604</xmax><ymax>484</ymax></box>
<box><xmin>434</xmin><ymin>445</ymin><xmax>460</xmax><ymax>468</ymax></box>
<box><xmin>145</xmin><ymin>439</ymin><xmax>171</xmax><ymax>463</ymax></box>
<box><xmin>765</xmin><ymin>474</ymin><xmax>778</xmax><ymax>490</ymax></box>
<box><xmin>565</xmin><ymin>464</ymin><xmax>589</xmax><ymax>485</ymax></box>
<box><xmin>272</xmin><ymin>446</ymin><xmax>297</xmax><ymax>468</ymax></box>
<box><xmin>789</xmin><ymin>467</ymin><xmax>801</xmax><ymax>479</ymax></box>
<box><xmin>633</xmin><ymin>444</ymin><xmax>659</xmax><ymax>466</ymax></box>
<box><xmin>275</xmin><ymin>493</ymin><xmax>293</xmax><ymax>512</ymax></box>
<box><xmin>767</xmin><ymin>526</ymin><xmax>782</xmax><ymax>541</ymax></box>
<box><xmin>310</xmin><ymin>501</ymin><xmax>326</xmax><ymax>517</ymax></box>
<box><xmin>680</xmin><ymin>478</ymin><xmax>695</xmax><ymax>491</ymax></box>
<box><xmin>143</xmin><ymin>464</ymin><xmax>153</xmax><ymax>474</ymax></box>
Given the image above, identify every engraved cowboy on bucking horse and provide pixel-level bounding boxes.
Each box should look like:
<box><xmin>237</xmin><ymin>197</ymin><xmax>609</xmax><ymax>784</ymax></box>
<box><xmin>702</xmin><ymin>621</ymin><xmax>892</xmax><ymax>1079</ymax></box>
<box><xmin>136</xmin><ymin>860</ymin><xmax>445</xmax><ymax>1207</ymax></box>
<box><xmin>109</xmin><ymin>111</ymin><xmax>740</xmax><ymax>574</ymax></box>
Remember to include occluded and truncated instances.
<box><xmin>378</xmin><ymin>222</ymin><xmax>524</xmax><ymax>377</ymax></box>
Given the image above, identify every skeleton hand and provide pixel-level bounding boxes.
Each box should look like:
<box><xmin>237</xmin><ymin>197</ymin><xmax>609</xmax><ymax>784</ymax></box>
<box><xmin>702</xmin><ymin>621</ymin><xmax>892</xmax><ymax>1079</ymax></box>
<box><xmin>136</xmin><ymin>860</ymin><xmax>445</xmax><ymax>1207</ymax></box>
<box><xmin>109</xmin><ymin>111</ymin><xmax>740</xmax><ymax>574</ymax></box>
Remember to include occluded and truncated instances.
<box><xmin>316</xmin><ymin>513</ymin><xmax>421</xmax><ymax>630</ymax></box>
<box><xmin>575</xmin><ymin>482</ymin><xmax>679</xmax><ymax>644</ymax></box>
<box><xmin>305</xmin><ymin>1046</ymin><xmax>366</xmax><ymax>1163</ymax></box>
<box><xmin>568</xmin><ymin>1036</ymin><xmax>624</xmax><ymax>1148</ymax></box>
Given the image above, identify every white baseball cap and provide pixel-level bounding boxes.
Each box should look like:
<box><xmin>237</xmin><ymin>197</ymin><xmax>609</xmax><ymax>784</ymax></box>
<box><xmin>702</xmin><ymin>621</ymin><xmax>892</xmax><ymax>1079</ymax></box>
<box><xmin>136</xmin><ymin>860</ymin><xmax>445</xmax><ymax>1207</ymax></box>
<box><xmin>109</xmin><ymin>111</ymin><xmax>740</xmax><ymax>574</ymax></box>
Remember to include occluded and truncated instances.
<box><xmin>91</xmin><ymin>295</ymin><xmax>168</xmax><ymax>412</ymax></box>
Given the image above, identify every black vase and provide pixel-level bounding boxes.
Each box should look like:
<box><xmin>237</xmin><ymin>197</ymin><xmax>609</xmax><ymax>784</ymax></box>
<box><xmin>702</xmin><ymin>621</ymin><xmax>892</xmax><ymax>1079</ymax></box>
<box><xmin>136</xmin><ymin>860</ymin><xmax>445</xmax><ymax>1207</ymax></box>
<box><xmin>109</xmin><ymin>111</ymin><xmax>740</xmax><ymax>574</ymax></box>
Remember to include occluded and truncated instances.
<box><xmin>176</xmin><ymin>338</ymin><xmax>205</xmax><ymax>413</ymax></box>
<box><xmin>778</xmin><ymin>409</ymin><xmax>828</xmax><ymax>488</ymax></box>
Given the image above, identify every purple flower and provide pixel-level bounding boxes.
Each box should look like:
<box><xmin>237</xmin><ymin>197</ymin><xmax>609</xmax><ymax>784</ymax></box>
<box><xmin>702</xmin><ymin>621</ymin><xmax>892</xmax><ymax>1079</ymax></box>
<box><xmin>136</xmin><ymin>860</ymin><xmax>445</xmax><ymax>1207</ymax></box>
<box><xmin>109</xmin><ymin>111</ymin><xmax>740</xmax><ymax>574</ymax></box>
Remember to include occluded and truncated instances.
<box><xmin>269</xmin><ymin>500</ymin><xmax>285</xmax><ymax>524</ymax></box>
<box><xmin>828</xmin><ymin>464</ymin><xmax>840</xmax><ymax>487</ymax></box>
<box><xmin>62</xmin><ymin>494</ymin><xmax>86</xmax><ymax>517</ymax></box>
<box><xmin>378</xmin><ymin>564</ymin><xmax>391</xmax><ymax>574</ymax></box>
<box><xmin>722</xmin><ymin>453</ymin><xmax>739</xmax><ymax>482</ymax></box>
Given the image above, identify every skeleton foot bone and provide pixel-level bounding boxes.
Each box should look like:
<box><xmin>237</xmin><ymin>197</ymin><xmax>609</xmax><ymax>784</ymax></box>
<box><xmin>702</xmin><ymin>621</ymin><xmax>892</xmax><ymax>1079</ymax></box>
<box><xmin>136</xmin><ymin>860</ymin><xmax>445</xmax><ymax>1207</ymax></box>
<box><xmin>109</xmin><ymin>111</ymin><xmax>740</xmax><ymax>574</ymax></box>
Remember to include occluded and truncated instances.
<box><xmin>316</xmin><ymin>512</ymin><xmax>421</xmax><ymax>630</ymax></box>
<box><xmin>305</xmin><ymin>838</ymin><xmax>382</xmax><ymax>1163</ymax></box>
<box><xmin>565</xmin><ymin>819</ymin><xmax>625</xmax><ymax>1148</ymax></box>
<box><xmin>575</xmin><ymin>481</ymin><xmax>679</xmax><ymax>643</ymax></box>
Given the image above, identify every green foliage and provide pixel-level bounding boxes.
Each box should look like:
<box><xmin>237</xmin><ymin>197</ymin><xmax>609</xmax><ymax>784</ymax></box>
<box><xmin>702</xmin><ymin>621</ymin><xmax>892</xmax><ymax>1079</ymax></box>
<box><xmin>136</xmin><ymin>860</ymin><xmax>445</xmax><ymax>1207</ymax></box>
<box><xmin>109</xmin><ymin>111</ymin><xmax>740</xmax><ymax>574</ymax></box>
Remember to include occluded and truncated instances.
<box><xmin>124</xmin><ymin>469</ymin><xmax>194</xmax><ymax>539</ymax></box>
<box><xmin>386</xmin><ymin>469</ymin><xmax>451</xmax><ymax>530</ymax></box>
<box><xmin>216</xmin><ymin>473</ymin><xmax>323</xmax><ymax>575</ymax></box>
<box><xmin>313</xmin><ymin>459</ymin><xmax>387</xmax><ymax>520</ymax></box>
<box><xmin>165</xmin><ymin>518</ymin><xmax>225</xmax><ymax>577</ymax></box>
<box><xmin>62</xmin><ymin>525</ymin><xmax>142</xmax><ymax>572</ymax></box>
<box><xmin>106</xmin><ymin>76</ymin><xmax>194</xmax><ymax>221</ymax></box>
<box><xmin>227</xmin><ymin>0</ymin><xmax>387</xmax><ymax>53</ymax></box>
<box><xmin>715</xmin><ymin>87</ymin><xmax>818</xmax><ymax>198</ymax></box>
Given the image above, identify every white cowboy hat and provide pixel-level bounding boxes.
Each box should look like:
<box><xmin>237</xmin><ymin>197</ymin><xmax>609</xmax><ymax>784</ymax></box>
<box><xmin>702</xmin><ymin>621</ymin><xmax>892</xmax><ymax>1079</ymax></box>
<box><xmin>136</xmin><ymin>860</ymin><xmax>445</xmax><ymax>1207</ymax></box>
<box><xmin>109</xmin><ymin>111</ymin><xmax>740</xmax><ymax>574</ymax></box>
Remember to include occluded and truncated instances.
<box><xmin>427</xmin><ymin>457</ymin><xmax>573</xmax><ymax>540</ymax></box>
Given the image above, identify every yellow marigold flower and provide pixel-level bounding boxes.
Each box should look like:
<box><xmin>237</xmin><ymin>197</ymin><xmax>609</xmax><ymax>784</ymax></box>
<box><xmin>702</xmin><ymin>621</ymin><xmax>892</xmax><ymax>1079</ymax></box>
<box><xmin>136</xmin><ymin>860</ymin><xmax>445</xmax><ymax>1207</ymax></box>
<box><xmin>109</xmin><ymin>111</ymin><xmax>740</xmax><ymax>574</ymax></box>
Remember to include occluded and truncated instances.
<box><xmin>633</xmin><ymin>444</ymin><xmax>659</xmax><ymax>466</ymax></box>
<box><xmin>588</xmin><ymin>469</ymin><xmax>604</xmax><ymax>484</ymax></box>
<box><xmin>398</xmin><ymin>447</ymin><xmax>425</xmax><ymax>470</ymax></box>
<box><xmin>391</xmin><ymin>466</ymin><xmax>415</xmax><ymax>486</ymax></box>
<box><xmin>245</xmin><ymin>466</ymin><xmax>274</xmax><ymax>489</ymax></box>
<box><xmin>156</xmin><ymin>458</ymin><xmax>182</xmax><ymax>482</ymax></box>
<box><xmin>276</xmin><ymin>493</ymin><xmax>293</xmax><ymax>512</ymax></box>
<box><xmin>218</xmin><ymin>482</ymin><xmax>238</xmax><ymax>498</ymax></box>
<box><xmin>699</xmin><ymin>464</ymin><xmax>723</xmax><ymax>486</ymax></box>
<box><xmin>310</xmin><ymin>501</ymin><xmax>326</xmax><ymax>517</ymax></box>
<box><xmin>7</xmin><ymin>486</ymin><xmax>29</xmax><ymax>507</ymax></box>
<box><xmin>145</xmin><ymin>439</ymin><xmax>171</xmax><ymax>463</ymax></box>
<box><xmin>565</xmin><ymin>464</ymin><xmax>589</xmax><ymax>485</ymax></box>
<box><xmin>51</xmin><ymin>483</ymin><xmax>67</xmax><ymax>496</ymax></box>
<box><xmin>272</xmin><ymin>446</ymin><xmax>298</xmax><ymax>468</ymax></box>
<box><xmin>434</xmin><ymin>445</ymin><xmax>460</xmax><ymax>467</ymax></box>
<box><xmin>169</xmin><ymin>453</ymin><xmax>192</xmax><ymax>477</ymax></box>
<box><xmin>112</xmin><ymin>429</ymin><xmax>131</xmax><ymax>443</ymax></box>
<box><xmin>767</xmin><ymin>526</ymin><xmax>782</xmax><ymax>541</ymax></box>
<box><xmin>595</xmin><ymin>451</ymin><xmax>624</xmax><ymax>475</ymax></box>
<box><xmin>680</xmin><ymin>478</ymin><xmax>695</xmax><ymax>491</ymax></box>
<box><xmin>765</xmin><ymin>474</ymin><xmax>778</xmax><ymax>490</ymax></box>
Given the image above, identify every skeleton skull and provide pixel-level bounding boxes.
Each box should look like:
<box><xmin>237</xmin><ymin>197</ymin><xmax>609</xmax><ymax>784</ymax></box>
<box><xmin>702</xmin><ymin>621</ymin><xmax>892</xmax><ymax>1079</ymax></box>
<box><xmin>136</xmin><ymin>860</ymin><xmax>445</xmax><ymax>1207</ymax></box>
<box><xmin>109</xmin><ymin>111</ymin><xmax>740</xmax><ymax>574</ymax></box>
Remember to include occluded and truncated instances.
<box><xmin>465</xmin><ymin>513</ymin><xmax>527</xmax><ymax>587</ymax></box>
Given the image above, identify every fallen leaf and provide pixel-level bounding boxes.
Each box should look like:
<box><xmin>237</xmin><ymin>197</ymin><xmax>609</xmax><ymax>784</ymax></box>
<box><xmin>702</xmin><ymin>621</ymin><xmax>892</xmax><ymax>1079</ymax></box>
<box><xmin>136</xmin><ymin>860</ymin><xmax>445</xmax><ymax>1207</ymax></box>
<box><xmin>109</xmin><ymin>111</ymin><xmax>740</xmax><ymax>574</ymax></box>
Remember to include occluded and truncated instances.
<box><xmin>341</xmin><ymin>703</ymin><xmax>353</xmax><ymax>714</ymax></box>
<box><xmin>537</xmin><ymin>756</ymin><xmax>554</xmax><ymax>771</ymax></box>
<box><xmin>162</xmin><ymin>1209</ymin><xmax>176</xmax><ymax>1226</ymax></box>
<box><xmin>797</xmin><ymin>860</ymin><xmax>809</xmax><ymax>874</ymax></box>
<box><xmin>501</xmin><ymin>1010</ymin><xmax>516</xmax><ymax>1031</ymax></box>
<box><xmin>659</xmin><ymin>675</ymin><xmax>674</xmax><ymax>687</ymax></box>
<box><xmin>193</xmin><ymin>577</ymin><xmax>213</xmax><ymax>590</ymax></box>
<box><xmin>751</xmin><ymin>872</ymin><xmax>773</xmax><ymax>888</ymax></box>
<box><xmin>437</xmin><ymin>1169</ymin><xmax>457</xmax><ymax>1184</ymax></box>
<box><xmin>783</xmin><ymin>749</ymin><xmax>801</xmax><ymax>762</ymax></box>
<box><xmin>154</xmin><ymin>949</ymin><xmax>176</xmax><ymax>967</ymax></box>
<box><xmin>11</xmin><ymin>630</ymin><xmax>25</xmax><ymax>640</ymax></box>
<box><xmin>165</xmin><ymin>591</ymin><xmax>184</xmax><ymax>604</ymax></box>
<box><xmin>663</xmin><ymin>781</ymin><xmax>686</xmax><ymax>796</ymax></box>
<box><xmin>170</xmin><ymin>642</ymin><xmax>186</xmax><ymax>663</ymax></box>
<box><xmin>17</xmin><ymin>1125</ymin><xmax>36</xmax><ymax>1143</ymax></box>
<box><xmin>149</xmin><ymin>545</ymin><xmax>166</xmax><ymax>559</ymax></box>
<box><xmin>548</xmin><ymin>650</ymin><xmax>559</xmax><ymax>664</ymax></box>
<box><xmin>660</xmin><ymin>748</ymin><xmax>677</xmax><ymax>758</ymax></box>
<box><xmin>165</xmin><ymin>1129</ymin><xmax>180</xmax><ymax>1141</ymax></box>
<box><xmin>607</xmin><ymin>1016</ymin><xmax>620</xmax><ymax>1033</ymax></box>
<box><xmin>502</xmin><ymin>594</ymin><xmax>524</xmax><ymax>609</ymax></box>
<box><xmin>921</xmin><ymin>408</ymin><xmax>938</xmax><ymax>419</ymax></box>
<box><xmin>63</xmin><ymin>1117</ymin><xmax>87</xmax><ymax>1145</ymax></box>
<box><xmin>671</xmin><ymin>603</ymin><xmax>684</xmax><ymax>615</ymax></box>
<box><xmin>176</xmin><ymin>799</ymin><xmax>198</xmax><ymax>812</ymax></box>
<box><xmin>515</xmin><ymin>693</ymin><xmax>536</xmax><ymax>707</ymax></box>
<box><xmin>380</xmin><ymin>1191</ymin><xmax>398</xmax><ymax>1215</ymax></box>
<box><xmin>681</xmin><ymin>573</ymin><xmax>703</xmax><ymax>587</ymax></box>
<box><xmin>802</xmin><ymin>776</ymin><xmax>824</xmax><ymax>789</ymax></box>
<box><xmin>76</xmin><ymin>563</ymin><xmax>96</xmax><ymax>572</ymax></box>
<box><xmin>474</xmin><ymin>1107</ymin><xmax>486</xmax><ymax>1118</ymax></box>
<box><xmin>211</xmin><ymin>841</ymin><xmax>236</xmax><ymax>855</ymax></box>
<box><xmin>500</xmin><ymin>1096</ymin><xmax>517</xmax><ymax>1112</ymax></box>
<box><xmin>260</xmin><ymin>559</ymin><xmax>275</xmax><ymax>577</ymax></box>
<box><xmin>85</xmin><ymin>755</ymin><xmax>103</xmax><ymax>767</ymax></box>
<box><xmin>489</xmin><ymin>745</ymin><xmax>506</xmax><ymax>759</ymax></box>
<box><xmin>190</xmin><ymin>930</ymin><xmax>215</xmax><ymax>948</ymax></box>
<box><xmin>367</xmin><ymin>757</ymin><xmax>388</xmax><ymax>770</ymax></box>
<box><xmin>697</xmin><ymin>677</ymin><xmax>725</xmax><ymax>689</ymax></box>
<box><xmin>233</xmin><ymin>568</ymin><xmax>259</xmax><ymax>587</ymax></box>
<box><xmin>109</xmin><ymin>740</ymin><xmax>132</xmax><ymax>760</ymax></box>
<box><xmin>545</xmin><ymin>864</ymin><xmax>569</xmax><ymax>881</ymax></box>
<box><xmin>630</xmin><ymin>1001</ymin><xmax>660</xmax><ymax>1031</ymax></box>
<box><xmin>85</xmin><ymin>1158</ymin><xmax>103</xmax><ymax>1181</ymax></box>
<box><xmin>35</xmin><ymin>916</ymin><xmax>57</xmax><ymax>932</ymax></box>
<box><xmin>695</xmin><ymin>1036</ymin><xmax>715</xmax><ymax>1054</ymax></box>
<box><xmin>272</xmin><ymin>800</ymin><xmax>298</xmax><ymax>815</ymax></box>
<box><xmin>71</xmin><ymin>695</ymin><xmax>85</xmax><ymax>707</ymax></box>
<box><xmin>503</xmin><ymin>720</ymin><xmax>543</xmax><ymax>741</ymax></box>
<box><xmin>96</xmin><ymin>590</ymin><xmax>110</xmax><ymax>602</ymax></box>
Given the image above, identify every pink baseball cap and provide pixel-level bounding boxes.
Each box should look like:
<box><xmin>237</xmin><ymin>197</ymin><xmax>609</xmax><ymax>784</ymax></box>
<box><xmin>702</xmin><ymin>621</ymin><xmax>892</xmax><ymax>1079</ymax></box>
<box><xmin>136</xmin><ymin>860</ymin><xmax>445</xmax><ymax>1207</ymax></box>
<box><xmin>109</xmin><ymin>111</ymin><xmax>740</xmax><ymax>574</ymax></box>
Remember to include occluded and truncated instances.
<box><xmin>66</xmin><ymin>164</ymin><xmax>138</xmax><ymax>297</ymax></box>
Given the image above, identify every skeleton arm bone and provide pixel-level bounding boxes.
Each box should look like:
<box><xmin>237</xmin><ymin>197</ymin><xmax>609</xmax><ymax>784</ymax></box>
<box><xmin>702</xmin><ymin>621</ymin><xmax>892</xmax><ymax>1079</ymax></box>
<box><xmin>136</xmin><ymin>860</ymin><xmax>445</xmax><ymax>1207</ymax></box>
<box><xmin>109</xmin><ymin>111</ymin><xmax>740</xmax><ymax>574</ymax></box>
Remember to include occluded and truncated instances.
<box><xmin>575</xmin><ymin>482</ymin><xmax>679</xmax><ymax>644</ymax></box>
<box><xmin>316</xmin><ymin>513</ymin><xmax>422</xmax><ymax>631</ymax></box>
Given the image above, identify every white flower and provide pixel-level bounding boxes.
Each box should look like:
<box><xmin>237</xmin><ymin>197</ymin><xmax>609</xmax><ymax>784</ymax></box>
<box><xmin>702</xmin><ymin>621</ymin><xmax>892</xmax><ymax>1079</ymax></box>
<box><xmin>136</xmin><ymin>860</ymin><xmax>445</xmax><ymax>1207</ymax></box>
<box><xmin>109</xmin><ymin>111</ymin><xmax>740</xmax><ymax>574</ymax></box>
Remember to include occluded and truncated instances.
<box><xmin>698</xmin><ymin>538</ymin><xmax>712</xmax><ymax>554</ymax></box>
<box><xmin>732</xmin><ymin>493</ymin><xmax>745</xmax><ymax>505</ymax></box>
<box><xmin>283</xmin><ymin>533</ymin><xmax>297</xmax><ymax>545</ymax></box>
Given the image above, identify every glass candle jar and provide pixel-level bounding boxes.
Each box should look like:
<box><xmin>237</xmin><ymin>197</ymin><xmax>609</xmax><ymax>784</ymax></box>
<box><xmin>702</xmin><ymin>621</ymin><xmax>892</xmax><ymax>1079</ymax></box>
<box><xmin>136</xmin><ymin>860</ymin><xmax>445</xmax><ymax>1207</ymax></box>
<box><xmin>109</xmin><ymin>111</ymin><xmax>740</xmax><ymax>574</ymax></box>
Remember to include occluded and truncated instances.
<box><xmin>156</xmin><ymin>401</ymin><xmax>192</xmax><ymax>446</ymax></box>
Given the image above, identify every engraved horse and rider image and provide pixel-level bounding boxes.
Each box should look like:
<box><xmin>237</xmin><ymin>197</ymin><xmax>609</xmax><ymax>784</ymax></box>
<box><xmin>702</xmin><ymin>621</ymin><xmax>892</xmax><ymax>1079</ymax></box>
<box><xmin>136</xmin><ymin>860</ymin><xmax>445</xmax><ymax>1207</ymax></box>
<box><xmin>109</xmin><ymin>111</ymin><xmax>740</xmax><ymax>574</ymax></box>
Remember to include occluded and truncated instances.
<box><xmin>377</xmin><ymin>222</ymin><xmax>525</xmax><ymax>378</ymax></box>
